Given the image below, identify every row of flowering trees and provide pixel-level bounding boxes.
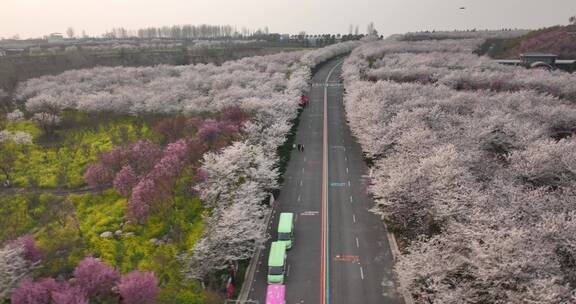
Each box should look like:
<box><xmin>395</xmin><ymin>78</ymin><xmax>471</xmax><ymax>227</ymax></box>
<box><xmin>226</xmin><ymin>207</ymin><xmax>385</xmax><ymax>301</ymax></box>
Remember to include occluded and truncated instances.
<box><xmin>185</xmin><ymin>42</ymin><xmax>363</xmax><ymax>278</ymax></box>
<box><xmin>342</xmin><ymin>34</ymin><xmax>576</xmax><ymax>303</ymax></box>
<box><xmin>11</xmin><ymin>257</ymin><xmax>159</xmax><ymax>304</ymax></box>
<box><xmin>84</xmin><ymin>110</ymin><xmax>248</xmax><ymax>223</ymax></box>
<box><xmin>365</xmin><ymin>51</ymin><xmax>576</xmax><ymax>101</ymax></box>
<box><xmin>6</xmin><ymin>42</ymin><xmax>361</xmax><ymax>300</ymax></box>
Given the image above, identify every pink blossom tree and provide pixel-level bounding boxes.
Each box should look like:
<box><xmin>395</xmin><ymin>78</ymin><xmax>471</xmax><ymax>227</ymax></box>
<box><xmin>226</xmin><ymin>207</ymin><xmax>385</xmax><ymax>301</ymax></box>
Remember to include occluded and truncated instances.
<box><xmin>10</xmin><ymin>278</ymin><xmax>60</xmax><ymax>304</ymax></box>
<box><xmin>154</xmin><ymin>116</ymin><xmax>187</xmax><ymax>143</ymax></box>
<box><xmin>51</xmin><ymin>284</ymin><xmax>89</xmax><ymax>304</ymax></box>
<box><xmin>127</xmin><ymin>139</ymin><xmax>190</xmax><ymax>222</ymax></box>
<box><xmin>127</xmin><ymin>178</ymin><xmax>155</xmax><ymax>222</ymax></box>
<box><xmin>72</xmin><ymin>257</ymin><xmax>120</xmax><ymax>300</ymax></box>
<box><xmin>197</xmin><ymin>119</ymin><xmax>222</xmax><ymax>142</ymax></box>
<box><xmin>125</xmin><ymin>140</ymin><xmax>163</xmax><ymax>175</ymax></box>
<box><xmin>113</xmin><ymin>165</ymin><xmax>138</xmax><ymax>196</ymax></box>
<box><xmin>85</xmin><ymin>140</ymin><xmax>163</xmax><ymax>190</ymax></box>
<box><xmin>117</xmin><ymin>271</ymin><xmax>159</xmax><ymax>304</ymax></box>
<box><xmin>17</xmin><ymin>234</ymin><xmax>44</xmax><ymax>262</ymax></box>
<box><xmin>84</xmin><ymin>163</ymin><xmax>115</xmax><ymax>189</ymax></box>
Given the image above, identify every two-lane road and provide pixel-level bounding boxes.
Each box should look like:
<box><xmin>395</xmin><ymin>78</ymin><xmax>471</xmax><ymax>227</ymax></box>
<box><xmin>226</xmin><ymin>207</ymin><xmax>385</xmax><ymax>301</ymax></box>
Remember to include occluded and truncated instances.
<box><xmin>324</xmin><ymin>62</ymin><xmax>401</xmax><ymax>304</ymax></box>
<box><xmin>246</xmin><ymin>58</ymin><xmax>402</xmax><ymax>304</ymax></box>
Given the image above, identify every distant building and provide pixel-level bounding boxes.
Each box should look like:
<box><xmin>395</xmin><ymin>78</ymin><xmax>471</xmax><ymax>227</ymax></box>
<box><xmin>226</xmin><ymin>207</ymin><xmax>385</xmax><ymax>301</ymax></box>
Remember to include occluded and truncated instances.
<box><xmin>47</xmin><ymin>33</ymin><xmax>64</xmax><ymax>43</ymax></box>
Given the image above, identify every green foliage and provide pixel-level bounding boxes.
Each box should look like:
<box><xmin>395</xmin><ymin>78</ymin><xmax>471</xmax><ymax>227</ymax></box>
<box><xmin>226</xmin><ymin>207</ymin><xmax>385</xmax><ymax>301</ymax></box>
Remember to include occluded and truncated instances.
<box><xmin>1</xmin><ymin>110</ymin><xmax>208</xmax><ymax>300</ymax></box>
<box><xmin>5</xmin><ymin>120</ymin><xmax>42</xmax><ymax>139</ymax></box>
<box><xmin>5</xmin><ymin>189</ymin><xmax>207</xmax><ymax>297</ymax></box>
<box><xmin>72</xmin><ymin>190</ymin><xmax>205</xmax><ymax>297</ymax></box>
<box><xmin>0</xmin><ymin>194</ymin><xmax>34</xmax><ymax>242</ymax></box>
<box><xmin>2</xmin><ymin>114</ymin><xmax>157</xmax><ymax>188</ymax></box>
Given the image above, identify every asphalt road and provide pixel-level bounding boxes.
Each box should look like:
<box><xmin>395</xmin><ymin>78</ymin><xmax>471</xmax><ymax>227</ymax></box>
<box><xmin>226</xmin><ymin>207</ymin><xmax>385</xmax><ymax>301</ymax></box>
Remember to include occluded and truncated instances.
<box><xmin>246</xmin><ymin>58</ymin><xmax>402</xmax><ymax>304</ymax></box>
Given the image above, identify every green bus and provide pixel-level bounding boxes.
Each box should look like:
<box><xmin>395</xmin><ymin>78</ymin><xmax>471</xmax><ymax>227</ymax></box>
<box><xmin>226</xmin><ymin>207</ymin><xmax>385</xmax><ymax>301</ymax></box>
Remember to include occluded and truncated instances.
<box><xmin>277</xmin><ymin>213</ymin><xmax>294</xmax><ymax>249</ymax></box>
<box><xmin>267</xmin><ymin>241</ymin><xmax>287</xmax><ymax>284</ymax></box>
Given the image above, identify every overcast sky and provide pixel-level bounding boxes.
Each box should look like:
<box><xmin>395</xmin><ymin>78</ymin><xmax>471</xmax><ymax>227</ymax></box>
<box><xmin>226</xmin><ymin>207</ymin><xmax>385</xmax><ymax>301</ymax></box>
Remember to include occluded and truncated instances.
<box><xmin>2</xmin><ymin>0</ymin><xmax>575</xmax><ymax>39</ymax></box>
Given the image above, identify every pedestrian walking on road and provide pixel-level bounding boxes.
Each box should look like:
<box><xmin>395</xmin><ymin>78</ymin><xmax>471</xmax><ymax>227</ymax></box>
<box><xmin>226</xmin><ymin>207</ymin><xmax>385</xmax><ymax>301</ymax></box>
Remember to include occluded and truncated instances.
<box><xmin>301</xmin><ymin>144</ymin><xmax>305</xmax><ymax>152</ymax></box>
<box><xmin>297</xmin><ymin>144</ymin><xmax>301</xmax><ymax>151</ymax></box>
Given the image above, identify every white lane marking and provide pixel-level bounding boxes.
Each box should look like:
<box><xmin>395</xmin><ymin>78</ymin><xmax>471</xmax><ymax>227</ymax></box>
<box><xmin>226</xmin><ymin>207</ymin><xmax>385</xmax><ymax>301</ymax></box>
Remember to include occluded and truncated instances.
<box><xmin>302</xmin><ymin>167</ymin><xmax>305</xmax><ymax>173</ymax></box>
<box><xmin>298</xmin><ymin>194</ymin><xmax>301</xmax><ymax>202</ymax></box>
<box><xmin>301</xmin><ymin>210</ymin><xmax>319</xmax><ymax>216</ymax></box>
<box><xmin>353</xmin><ymin>214</ymin><xmax>357</xmax><ymax>223</ymax></box>
<box><xmin>356</xmin><ymin>237</ymin><xmax>360</xmax><ymax>248</ymax></box>
<box><xmin>348</xmin><ymin>180</ymin><xmax>351</xmax><ymax>187</ymax></box>
<box><xmin>304</xmin><ymin>157</ymin><xmax>307</xmax><ymax>162</ymax></box>
<box><xmin>360</xmin><ymin>266</ymin><xmax>364</xmax><ymax>280</ymax></box>
<box><xmin>287</xmin><ymin>264</ymin><xmax>291</xmax><ymax>277</ymax></box>
<box><xmin>350</xmin><ymin>196</ymin><xmax>353</xmax><ymax>203</ymax></box>
<box><xmin>300</xmin><ymin>180</ymin><xmax>303</xmax><ymax>186</ymax></box>
<box><xmin>345</xmin><ymin>156</ymin><xmax>348</xmax><ymax>162</ymax></box>
<box><xmin>295</xmin><ymin>213</ymin><xmax>298</xmax><ymax>222</ymax></box>
<box><xmin>346</xmin><ymin>167</ymin><xmax>349</xmax><ymax>174</ymax></box>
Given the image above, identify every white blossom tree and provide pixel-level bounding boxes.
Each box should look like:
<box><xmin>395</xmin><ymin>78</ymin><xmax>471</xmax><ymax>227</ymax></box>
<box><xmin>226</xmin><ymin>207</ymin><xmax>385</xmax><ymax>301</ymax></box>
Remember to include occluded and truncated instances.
<box><xmin>0</xmin><ymin>242</ymin><xmax>39</xmax><ymax>299</ymax></box>
<box><xmin>342</xmin><ymin>35</ymin><xmax>576</xmax><ymax>302</ymax></box>
<box><xmin>187</xmin><ymin>141</ymin><xmax>277</xmax><ymax>278</ymax></box>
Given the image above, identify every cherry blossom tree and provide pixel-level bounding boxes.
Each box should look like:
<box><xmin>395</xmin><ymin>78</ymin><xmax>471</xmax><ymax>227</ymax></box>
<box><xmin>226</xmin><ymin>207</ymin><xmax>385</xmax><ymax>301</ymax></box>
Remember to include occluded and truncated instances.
<box><xmin>124</xmin><ymin>140</ymin><xmax>163</xmax><ymax>175</ymax></box>
<box><xmin>0</xmin><ymin>237</ymin><xmax>40</xmax><ymax>303</ymax></box>
<box><xmin>0</xmin><ymin>130</ymin><xmax>33</xmax><ymax>145</ymax></box>
<box><xmin>127</xmin><ymin>178</ymin><xmax>155</xmax><ymax>222</ymax></box>
<box><xmin>127</xmin><ymin>139</ymin><xmax>190</xmax><ymax>222</ymax></box>
<box><xmin>343</xmin><ymin>36</ymin><xmax>576</xmax><ymax>302</ymax></box>
<box><xmin>301</xmin><ymin>41</ymin><xmax>361</xmax><ymax>67</ymax></box>
<box><xmin>85</xmin><ymin>140</ymin><xmax>163</xmax><ymax>190</ymax></box>
<box><xmin>194</xmin><ymin>141</ymin><xmax>277</xmax><ymax>208</ymax></box>
<box><xmin>32</xmin><ymin>112</ymin><xmax>61</xmax><ymax>134</ymax></box>
<box><xmin>17</xmin><ymin>234</ymin><xmax>44</xmax><ymax>262</ymax></box>
<box><xmin>72</xmin><ymin>257</ymin><xmax>120</xmax><ymax>300</ymax></box>
<box><xmin>51</xmin><ymin>284</ymin><xmax>89</xmax><ymax>304</ymax></box>
<box><xmin>113</xmin><ymin>165</ymin><xmax>138</xmax><ymax>196</ymax></box>
<box><xmin>84</xmin><ymin>163</ymin><xmax>115</xmax><ymax>190</ymax></box>
<box><xmin>187</xmin><ymin>141</ymin><xmax>277</xmax><ymax>278</ymax></box>
<box><xmin>7</xmin><ymin>109</ymin><xmax>24</xmax><ymax>122</ymax></box>
<box><xmin>154</xmin><ymin>116</ymin><xmax>187</xmax><ymax>143</ymax></box>
<box><xmin>117</xmin><ymin>271</ymin><xmax>159</xmax><ymax>304</ymax></box>
<box><xmin>10</xmin><ymin>278</ymin><xmax>60</xmax><ymax>304</ymax></box>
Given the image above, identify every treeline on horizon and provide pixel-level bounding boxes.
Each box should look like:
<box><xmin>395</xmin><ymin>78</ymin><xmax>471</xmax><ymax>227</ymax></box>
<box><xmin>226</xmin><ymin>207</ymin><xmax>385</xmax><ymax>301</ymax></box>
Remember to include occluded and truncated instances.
<box><xmin>95</xmin><ymin>25</ymin><xmax>369</xmax><ymax>42</ymax></box>
<box><xmin>2</xmin><ymin>22</ymin><xmax>372</xmax><ymax>43</ymax></box>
